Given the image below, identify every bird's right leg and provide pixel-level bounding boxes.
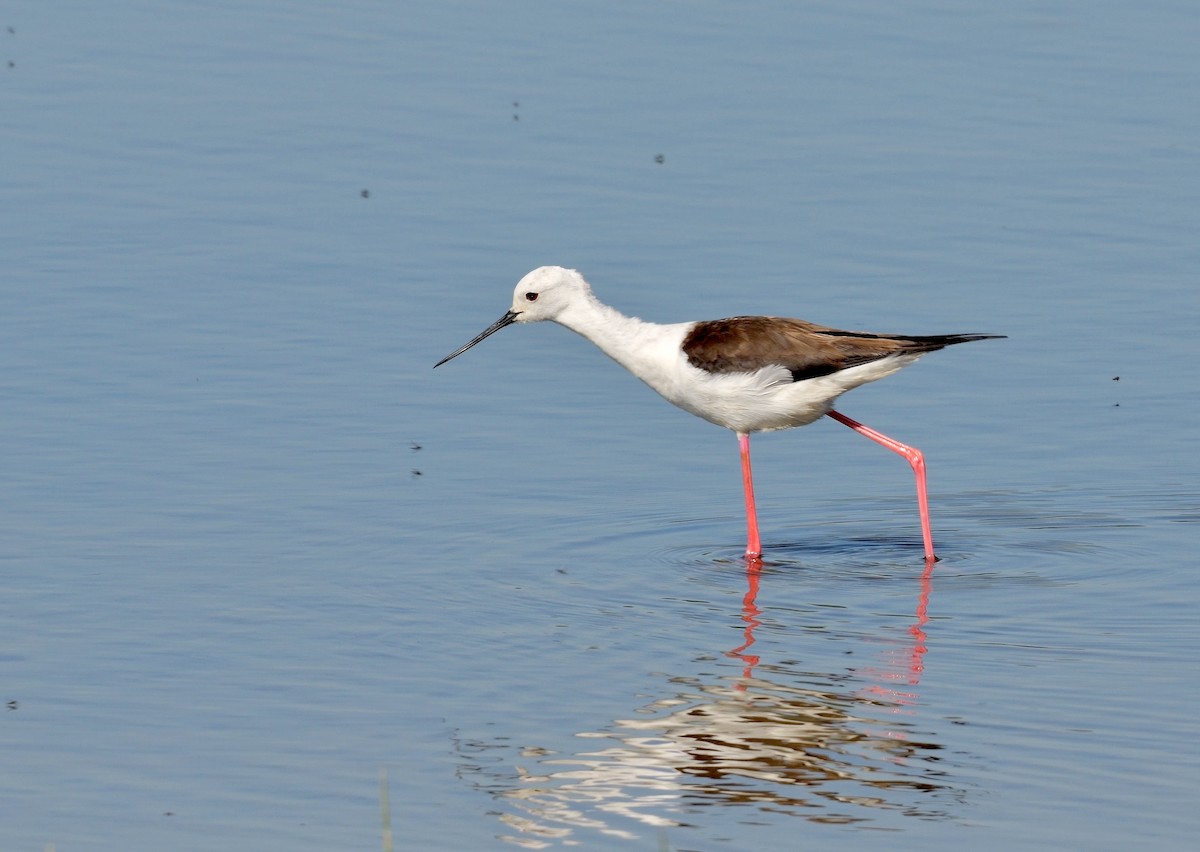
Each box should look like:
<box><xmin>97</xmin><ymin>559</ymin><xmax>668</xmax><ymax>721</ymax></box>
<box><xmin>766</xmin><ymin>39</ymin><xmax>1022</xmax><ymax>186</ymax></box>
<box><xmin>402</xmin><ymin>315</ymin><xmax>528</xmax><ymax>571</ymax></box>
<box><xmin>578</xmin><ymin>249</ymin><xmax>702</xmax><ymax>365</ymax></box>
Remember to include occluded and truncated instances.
<box><xmin>738</xmin><ymin>432</ymin><xmax>762</xmax><ymax>560</ymax></box>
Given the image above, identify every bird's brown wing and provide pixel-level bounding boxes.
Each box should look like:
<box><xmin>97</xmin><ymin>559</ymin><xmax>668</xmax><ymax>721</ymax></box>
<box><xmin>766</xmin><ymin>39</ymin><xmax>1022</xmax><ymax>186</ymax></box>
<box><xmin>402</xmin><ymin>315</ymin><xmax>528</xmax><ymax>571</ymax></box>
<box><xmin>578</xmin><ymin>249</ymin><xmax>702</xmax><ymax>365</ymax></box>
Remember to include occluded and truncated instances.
<box><xmin>682</xmin><ymin>317</ymin><xmax>1002</xmax><ymax>381</ymax></box>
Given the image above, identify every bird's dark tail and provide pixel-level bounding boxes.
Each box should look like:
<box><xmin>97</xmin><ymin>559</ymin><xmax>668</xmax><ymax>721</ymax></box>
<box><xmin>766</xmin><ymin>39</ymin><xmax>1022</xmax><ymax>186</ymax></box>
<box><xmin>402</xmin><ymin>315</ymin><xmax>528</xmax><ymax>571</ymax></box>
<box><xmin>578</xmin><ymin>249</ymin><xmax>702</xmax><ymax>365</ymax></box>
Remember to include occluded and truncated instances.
<box><xmin>899</xmin><ymin>332</ymin><xmax>1007</xmax><ymax>352</ymax></box>
<box><xmin>820</xmin><ymin>329</ymin><xmax>1006</xmax><ymax>354</ymax></box>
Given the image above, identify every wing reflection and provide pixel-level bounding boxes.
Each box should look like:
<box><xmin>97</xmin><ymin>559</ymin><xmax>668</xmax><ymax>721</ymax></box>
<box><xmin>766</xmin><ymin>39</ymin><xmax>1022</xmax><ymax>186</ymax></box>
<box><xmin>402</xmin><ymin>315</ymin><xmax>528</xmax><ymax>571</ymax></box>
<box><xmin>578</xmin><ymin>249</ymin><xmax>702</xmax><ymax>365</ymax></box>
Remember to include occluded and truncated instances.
<box><xmin>454</xmin><ymin>561</ymin><xmax>962</xmax><ymax>847</ymax></box>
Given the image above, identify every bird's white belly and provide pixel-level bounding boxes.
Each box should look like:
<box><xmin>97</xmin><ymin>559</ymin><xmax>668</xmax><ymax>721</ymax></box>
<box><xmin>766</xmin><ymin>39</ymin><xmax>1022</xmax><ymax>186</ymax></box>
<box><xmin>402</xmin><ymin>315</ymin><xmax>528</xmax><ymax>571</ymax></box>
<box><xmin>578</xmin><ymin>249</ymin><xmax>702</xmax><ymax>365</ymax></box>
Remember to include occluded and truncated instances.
<box><xmin>655</xmin><ymin>354</ymin><xmax>923</xmax><ymax>434</ymax></box>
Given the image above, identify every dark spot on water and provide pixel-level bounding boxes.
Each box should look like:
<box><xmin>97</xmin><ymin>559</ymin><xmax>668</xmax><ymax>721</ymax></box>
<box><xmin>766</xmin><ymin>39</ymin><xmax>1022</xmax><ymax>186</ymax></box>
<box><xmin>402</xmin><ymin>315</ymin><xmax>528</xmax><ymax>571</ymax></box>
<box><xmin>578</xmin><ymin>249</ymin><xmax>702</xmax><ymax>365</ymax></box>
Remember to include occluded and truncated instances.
<box><xmin>654</xmin><ymin>153</ymin><xmax>665</xmax><ymax>164</ymax></box>
<box><xmin>411</xmin><ymin>469</ymin><xmax>423</xmax><ymax>477</ymax></box>
<box><xmin>1112</xmin><ymin>376</ymin><xmax>1119</xmax><ymax>381</ymax></box>
<box><xmin>411</xmin><ymin>442</ymin><xmax>422</xmax><ymax>451</ymax></box>
<box><xmin>360</xmin><ymin>188</ymin><xmax>369</xmax><ymax>198</ymax></box>
<box><xmin>5</xmin><ymin>700</ymin><xmax>17</xmax><ymax>711</ymax></box>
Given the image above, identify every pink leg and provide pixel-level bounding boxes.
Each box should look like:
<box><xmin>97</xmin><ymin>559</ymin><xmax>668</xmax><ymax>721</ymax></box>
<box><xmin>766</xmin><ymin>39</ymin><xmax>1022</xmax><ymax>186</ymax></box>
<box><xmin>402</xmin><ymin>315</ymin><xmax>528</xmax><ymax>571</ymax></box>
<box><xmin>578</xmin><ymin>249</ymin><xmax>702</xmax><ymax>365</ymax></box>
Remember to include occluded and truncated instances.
<box><xmin>738</xmin><ymin>432</ymin><xmax>762</xmax><ymax>559</ymax></box>
<box><xmin>826</xmin><ymin>410</ymin><xmax>937</xmax><ymax>562</ymax></box>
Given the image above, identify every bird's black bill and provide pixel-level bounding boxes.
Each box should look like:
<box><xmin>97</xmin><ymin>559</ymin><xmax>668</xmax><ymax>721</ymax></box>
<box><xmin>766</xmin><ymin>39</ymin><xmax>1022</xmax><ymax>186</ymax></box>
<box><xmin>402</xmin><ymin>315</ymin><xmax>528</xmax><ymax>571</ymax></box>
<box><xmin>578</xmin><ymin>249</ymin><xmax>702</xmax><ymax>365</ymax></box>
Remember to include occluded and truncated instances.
<box><xmin>433</xmin><ymin>310</ymin><xmax>519</xmax><ymax>368</ymax></box>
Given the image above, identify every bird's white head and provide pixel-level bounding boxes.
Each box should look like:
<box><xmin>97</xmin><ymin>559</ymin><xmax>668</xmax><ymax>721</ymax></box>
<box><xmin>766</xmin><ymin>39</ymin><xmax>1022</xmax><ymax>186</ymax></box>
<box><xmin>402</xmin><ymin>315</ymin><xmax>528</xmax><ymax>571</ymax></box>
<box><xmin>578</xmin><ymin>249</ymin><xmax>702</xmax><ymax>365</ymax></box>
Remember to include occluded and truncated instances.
<box><xmin>433</xmin><ymin>266</ymin><xmax>593</xmax><ymax>368</ymax></box>
<box><xmin>508</xmin><ymin>266</ymin><xmax>592</xmax><ymax>324</ymax></box>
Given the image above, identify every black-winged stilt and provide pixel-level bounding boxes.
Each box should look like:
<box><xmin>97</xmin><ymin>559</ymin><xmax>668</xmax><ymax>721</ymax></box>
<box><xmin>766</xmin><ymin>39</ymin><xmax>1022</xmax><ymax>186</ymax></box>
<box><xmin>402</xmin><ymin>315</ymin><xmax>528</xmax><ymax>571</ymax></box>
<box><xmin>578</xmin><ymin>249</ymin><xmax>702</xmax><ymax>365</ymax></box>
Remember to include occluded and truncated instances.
<box><xmin>435</xmin><ymin>266</ymin><xmax>1003</xmax><ymax>562</ymax></box>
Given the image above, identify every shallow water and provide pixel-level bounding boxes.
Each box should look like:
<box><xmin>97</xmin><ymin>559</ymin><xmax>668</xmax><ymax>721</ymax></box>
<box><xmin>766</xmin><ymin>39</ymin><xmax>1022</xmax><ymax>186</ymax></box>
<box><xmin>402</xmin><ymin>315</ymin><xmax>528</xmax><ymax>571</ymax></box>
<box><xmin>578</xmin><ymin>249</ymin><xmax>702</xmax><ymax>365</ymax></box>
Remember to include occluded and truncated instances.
<box><xmin>3</xmin><ymin>1</ymin><xmax>1199</xmax><ymax>850</ymax></box>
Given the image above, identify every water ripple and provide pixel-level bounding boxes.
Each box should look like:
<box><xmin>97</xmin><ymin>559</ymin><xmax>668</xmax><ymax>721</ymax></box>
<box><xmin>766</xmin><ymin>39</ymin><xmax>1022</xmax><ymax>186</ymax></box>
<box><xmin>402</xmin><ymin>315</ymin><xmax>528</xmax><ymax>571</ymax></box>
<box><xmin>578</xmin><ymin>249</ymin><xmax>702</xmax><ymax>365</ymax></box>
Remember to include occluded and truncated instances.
<box><xmin>611</xmin><ymin>487</ymin><xmax>1199</xmax><ymax>580</ymax></box>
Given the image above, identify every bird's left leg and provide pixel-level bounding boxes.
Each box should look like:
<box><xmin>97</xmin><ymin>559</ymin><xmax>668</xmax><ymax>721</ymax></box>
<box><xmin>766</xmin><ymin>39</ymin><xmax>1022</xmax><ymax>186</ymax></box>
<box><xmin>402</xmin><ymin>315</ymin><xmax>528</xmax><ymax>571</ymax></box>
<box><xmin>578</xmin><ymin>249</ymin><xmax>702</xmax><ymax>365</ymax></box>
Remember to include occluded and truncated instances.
<box><xmin>825</xmin><ymin>410</ymin><xmax>937</xmax><ymax>562</ymax></box>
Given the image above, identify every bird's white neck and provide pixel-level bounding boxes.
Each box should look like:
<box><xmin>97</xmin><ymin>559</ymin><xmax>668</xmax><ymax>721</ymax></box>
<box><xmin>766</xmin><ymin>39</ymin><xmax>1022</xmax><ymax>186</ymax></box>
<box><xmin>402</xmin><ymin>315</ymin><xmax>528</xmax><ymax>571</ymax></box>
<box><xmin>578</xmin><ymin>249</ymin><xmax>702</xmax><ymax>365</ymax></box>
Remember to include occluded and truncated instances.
<box><xmin>552</xmin><ymin>293</ymin><xmax>685</xmax><ymax>389</ymax></box>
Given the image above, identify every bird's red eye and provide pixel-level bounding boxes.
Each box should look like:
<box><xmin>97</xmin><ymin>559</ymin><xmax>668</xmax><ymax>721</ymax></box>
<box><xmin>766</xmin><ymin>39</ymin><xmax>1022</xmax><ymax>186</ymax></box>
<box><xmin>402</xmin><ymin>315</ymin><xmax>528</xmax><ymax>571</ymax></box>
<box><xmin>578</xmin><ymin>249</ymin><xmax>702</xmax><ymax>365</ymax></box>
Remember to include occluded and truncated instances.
<box><xmin>525</xmin><ymin>292</ymin><xmax>538</xmax><ymax>301</ymax></box>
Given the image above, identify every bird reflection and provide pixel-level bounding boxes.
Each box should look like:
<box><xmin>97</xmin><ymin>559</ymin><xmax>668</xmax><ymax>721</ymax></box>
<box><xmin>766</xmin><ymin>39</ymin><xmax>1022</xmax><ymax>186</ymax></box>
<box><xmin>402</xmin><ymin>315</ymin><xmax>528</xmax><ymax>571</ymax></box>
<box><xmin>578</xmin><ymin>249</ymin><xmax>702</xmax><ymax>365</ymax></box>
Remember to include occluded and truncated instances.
<box><xmin>453</xmin><ymin>561</ymin><xmax>959</xmax><ymax>847</ymax></box>
<box><xmin>725</xmin><ymin>561</ymin><xmax>763</xmax><ymax>679</ymax></box>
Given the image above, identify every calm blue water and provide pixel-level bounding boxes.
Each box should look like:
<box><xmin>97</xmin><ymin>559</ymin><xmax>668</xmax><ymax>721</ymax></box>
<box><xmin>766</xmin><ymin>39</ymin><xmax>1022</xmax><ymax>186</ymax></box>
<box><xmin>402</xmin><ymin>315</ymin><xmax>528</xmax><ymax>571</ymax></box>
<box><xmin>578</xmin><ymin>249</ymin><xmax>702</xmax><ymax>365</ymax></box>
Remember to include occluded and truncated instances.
<box><xmin>3</xmin><ymin>1</ymin><xmax>1198</xmax><ymax>849</ymax></box>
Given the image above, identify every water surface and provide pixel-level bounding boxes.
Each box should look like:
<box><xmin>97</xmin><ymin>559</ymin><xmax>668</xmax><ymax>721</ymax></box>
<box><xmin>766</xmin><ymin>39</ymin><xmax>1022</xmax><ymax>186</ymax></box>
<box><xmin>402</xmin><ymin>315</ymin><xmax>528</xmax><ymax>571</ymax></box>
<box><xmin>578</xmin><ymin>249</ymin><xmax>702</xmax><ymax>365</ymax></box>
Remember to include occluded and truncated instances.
<box><xmin>2</xmin><ymin>1</ymin><xmax>1198</xmax><ymax>849</ymax></box>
